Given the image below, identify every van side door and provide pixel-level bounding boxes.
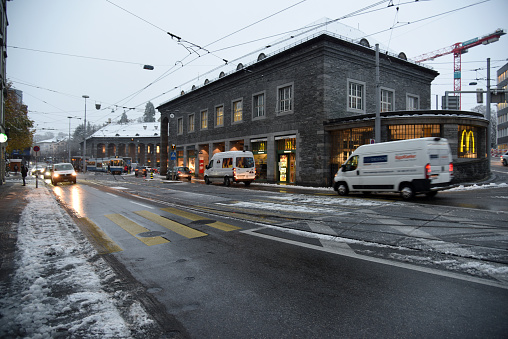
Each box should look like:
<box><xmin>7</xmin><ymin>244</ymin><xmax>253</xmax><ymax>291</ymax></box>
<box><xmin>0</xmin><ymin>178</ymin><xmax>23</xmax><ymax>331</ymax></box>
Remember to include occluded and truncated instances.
<box><xmin>341</xmin><ymin>155</ymin><xmax>362</xmax><ymax>190</ymax></box>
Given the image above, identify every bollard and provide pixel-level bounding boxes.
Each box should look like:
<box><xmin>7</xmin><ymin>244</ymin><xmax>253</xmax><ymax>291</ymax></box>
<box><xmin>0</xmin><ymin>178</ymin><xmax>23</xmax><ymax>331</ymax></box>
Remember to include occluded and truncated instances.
<box><xmin>150</xmin><ymin>171</ymin><xmax>153</xmax><ymax>180</ymax></box>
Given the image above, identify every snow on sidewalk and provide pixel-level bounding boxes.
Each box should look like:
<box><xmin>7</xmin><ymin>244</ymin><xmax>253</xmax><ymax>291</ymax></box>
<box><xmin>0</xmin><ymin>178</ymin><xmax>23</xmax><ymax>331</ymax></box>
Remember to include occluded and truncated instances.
<box><xmin>0</xmin><ymin>183</ymin><xmax>157</xmax><ymax>338</ymax></box>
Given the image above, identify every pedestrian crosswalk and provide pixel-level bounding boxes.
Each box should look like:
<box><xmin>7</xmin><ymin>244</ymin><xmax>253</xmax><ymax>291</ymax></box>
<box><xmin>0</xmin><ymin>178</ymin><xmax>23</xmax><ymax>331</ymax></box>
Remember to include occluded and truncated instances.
<box><xmin>95</xmin><ymin>207</ymin><xmax>241</xmax><ymax>252</ymax></box>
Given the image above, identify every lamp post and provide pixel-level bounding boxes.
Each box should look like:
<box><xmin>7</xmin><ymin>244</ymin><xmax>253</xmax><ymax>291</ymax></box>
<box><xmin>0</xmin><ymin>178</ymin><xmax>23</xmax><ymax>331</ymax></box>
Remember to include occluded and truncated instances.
<box><xmin>82</xmin><ymin>95</ymin><xmax>89</xmax><ymax>173</ymax></box>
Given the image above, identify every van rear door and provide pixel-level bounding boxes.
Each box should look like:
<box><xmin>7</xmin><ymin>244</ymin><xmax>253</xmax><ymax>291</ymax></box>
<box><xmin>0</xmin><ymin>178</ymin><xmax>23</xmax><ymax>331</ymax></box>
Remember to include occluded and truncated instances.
<box><xmin>428</xmin><ymin>144</ymin><xmax>452</xmax><ymax>184</ymax></box>
<box><xmin>234</xmin><ymin>155</ymin><xmax>255</xmax><ymax>180</ymax></box>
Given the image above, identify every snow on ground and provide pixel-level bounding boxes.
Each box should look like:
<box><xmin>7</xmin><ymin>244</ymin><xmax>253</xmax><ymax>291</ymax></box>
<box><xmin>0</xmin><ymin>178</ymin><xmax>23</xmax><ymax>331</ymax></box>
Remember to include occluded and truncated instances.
<box><xmin>447</xmin><ymin>182</ymin><xmax>508</xmax><ymax>191</ymax></box>
<box><xmin>0</xmin><ymin>182</ymin><xmax>157</xmax><ymax>338</ymax></box>
<box><xmin>218</xmin><ymin>193</ymin><xmax>388</xmax><ymax>214</ymax></box>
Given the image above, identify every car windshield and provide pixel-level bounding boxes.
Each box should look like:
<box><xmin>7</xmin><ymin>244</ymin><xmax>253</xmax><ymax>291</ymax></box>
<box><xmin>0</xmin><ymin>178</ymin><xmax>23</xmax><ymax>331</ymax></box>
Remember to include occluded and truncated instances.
<box><xmin>54</xmin><ymin>164</ymin><xmax>74</xmax><ymax>171</ymax></box>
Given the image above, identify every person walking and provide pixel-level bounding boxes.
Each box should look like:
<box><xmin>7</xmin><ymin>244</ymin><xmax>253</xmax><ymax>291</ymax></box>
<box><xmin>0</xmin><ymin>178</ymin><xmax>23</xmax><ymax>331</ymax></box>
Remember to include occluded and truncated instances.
<box><xmin>21</xmin><ymin>164</ymin><xmax>28</xmax><ymax>186</ymax></box>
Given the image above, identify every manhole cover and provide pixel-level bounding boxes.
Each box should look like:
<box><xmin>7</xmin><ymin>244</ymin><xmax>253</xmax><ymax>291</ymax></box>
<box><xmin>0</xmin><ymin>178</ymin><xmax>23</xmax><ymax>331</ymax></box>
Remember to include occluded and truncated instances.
<box><xmin>137</xmin><ymin>231</ymin><xmax>166</xmax><ymax>238</ymax></box>
<box><xmin>188</xmin><ymin>220</ymin><xmax>216</xmax><ymax>225</ymax></box>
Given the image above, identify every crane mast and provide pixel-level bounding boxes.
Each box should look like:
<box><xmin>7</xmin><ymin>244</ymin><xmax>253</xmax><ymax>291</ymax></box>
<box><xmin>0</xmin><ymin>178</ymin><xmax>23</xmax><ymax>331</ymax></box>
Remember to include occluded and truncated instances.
<box><xmin>414</xmin><ymin>29</ymin><xmax>506</xmax><ymax>109</ymax></box>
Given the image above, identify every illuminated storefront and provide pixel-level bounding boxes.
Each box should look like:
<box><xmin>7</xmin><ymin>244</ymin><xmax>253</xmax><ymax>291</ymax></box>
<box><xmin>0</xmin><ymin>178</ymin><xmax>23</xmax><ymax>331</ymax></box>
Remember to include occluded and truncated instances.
<box><xmin>276</xmin><ymin>136</ymin><xmax>296</xmax><ymax>183</ymax></box>
<box><xmin>325</xmin><ymin>110</ymin><xmax>489</xmax><ymax>183</ymax></box>
<box><xmin>251</xmin><ymin>139</ymin><xmax>267</xmax><ymax>181</ymax></box>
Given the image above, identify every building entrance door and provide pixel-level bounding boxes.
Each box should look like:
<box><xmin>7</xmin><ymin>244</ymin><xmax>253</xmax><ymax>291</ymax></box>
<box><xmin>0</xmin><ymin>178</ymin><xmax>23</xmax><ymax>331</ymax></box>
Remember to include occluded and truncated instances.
<box><xmin>278</xmin><ymin>153</ymin><xmax>296</xmax><ymax>183</ymax></box>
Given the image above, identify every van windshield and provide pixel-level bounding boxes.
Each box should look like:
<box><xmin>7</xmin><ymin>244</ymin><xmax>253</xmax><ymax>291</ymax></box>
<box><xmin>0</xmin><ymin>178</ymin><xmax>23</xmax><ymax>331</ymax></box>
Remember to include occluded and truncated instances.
<box><xmin>236</xmin><ymin>157</ymin><xmax>255</xmax><ymax>168</ymax></box>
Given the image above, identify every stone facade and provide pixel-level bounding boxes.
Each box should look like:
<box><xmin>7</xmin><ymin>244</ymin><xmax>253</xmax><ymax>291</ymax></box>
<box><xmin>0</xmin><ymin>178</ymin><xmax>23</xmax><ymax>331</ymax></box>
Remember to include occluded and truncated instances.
<box><xmin>83</xmin><ymin>123</ymin><xmax>161</xmax><ymax>167</ymax></box>
<box><xmin>157</xmin><ymin>33</ymin><xmax>486</xmax><ymax>186</ymax></box>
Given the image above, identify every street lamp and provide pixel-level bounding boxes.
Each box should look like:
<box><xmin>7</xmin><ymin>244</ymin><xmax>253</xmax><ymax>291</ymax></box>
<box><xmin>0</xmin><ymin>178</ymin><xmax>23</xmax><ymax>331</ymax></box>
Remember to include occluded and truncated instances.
<box><xmin>68</xmin><ymin>116</ymin><xmax>81</xmax><ymax>163</ymax></box>
<box><xmin>82</xmin><ymin>95</ymin><xmax>89</xmax><ymax>173</ymax></box>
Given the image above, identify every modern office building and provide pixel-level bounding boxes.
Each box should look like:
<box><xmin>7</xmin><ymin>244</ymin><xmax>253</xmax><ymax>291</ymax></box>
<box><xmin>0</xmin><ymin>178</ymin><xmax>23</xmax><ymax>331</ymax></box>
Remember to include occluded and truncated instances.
<box><xmin>497</xmin><ymin>62</ymin><xmax>508</xmax><ymax>148</ymax></box>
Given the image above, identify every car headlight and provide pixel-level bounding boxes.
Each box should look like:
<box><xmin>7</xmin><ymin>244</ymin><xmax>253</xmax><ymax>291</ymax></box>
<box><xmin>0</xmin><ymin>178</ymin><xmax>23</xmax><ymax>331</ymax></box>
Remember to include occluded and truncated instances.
<box><xmin>53</xmin><ymin>173</ymin><xmax>59</xmax><ymax>178</ymax></box>
<box><xmin>72</xmin><ymin>172</ymin><xmax>77</xmax><ymax>176</ymax></box>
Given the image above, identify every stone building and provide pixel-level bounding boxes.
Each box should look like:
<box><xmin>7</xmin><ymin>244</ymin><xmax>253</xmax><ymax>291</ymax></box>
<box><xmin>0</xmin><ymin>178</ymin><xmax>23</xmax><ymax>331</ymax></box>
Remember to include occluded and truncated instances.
<box><xmin>157</xmin><ymin>31</ymin><xmax>489</xmax><ymax>186</ymax></box>
<box><xmin>84</xmin><ymin>122</ymin><xmax>161</xmax><ymax>167</ymax></box>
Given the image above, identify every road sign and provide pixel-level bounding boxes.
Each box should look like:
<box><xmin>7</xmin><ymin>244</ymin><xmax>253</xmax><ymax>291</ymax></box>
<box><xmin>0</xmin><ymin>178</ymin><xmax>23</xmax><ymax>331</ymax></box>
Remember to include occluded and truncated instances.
<box><xmin>33</xmin><ymin>146</ymin><xmax>40</xmax><ymax>152</ymax></box>
<box><xmin>170</xmin><ymin>151</ymin><xmax>177</xmax><ymax>160</ymax></box>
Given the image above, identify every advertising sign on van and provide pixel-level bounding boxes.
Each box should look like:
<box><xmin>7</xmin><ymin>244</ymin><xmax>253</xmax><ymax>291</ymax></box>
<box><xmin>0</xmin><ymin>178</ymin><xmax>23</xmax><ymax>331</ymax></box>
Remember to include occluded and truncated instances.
<box><xmin>364</xmin><ymin>155</ymin><xmax>387</xmax><ymax>164</ymax></box>
<box><xmin>395</xmin><ymin>153</ymin><xmax>417</xmax><ymax>161</ymax></box>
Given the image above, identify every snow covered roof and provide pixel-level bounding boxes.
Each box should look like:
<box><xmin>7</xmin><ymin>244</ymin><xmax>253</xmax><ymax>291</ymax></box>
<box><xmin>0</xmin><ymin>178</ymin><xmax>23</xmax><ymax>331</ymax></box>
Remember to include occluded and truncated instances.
<box><xmin>88</xmin><ymin>122</ymin><xmax>160</xmax><ymax>139</ymax></box>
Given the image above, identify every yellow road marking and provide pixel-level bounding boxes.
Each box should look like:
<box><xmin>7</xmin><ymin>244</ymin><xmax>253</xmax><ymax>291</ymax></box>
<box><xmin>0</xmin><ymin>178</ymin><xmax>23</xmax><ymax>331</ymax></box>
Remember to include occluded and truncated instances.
<box><xmin>76</xmin><ymin>217</ymin><xmax>123</xmax><ymax>254</ymax></box>
<box><xmin>105</xmin><ymin>214</ymin><xmax>169</xmax><ymax>246</ymax></box>
<box><xmin>134</xmin><ymin>210</ymin><xmax>207</xmax><ymax>239</ymax></box>
<box><xmin>161</xmin><ymin>207</ymin><xmax>241</xmax><ymax>232</ymax></box>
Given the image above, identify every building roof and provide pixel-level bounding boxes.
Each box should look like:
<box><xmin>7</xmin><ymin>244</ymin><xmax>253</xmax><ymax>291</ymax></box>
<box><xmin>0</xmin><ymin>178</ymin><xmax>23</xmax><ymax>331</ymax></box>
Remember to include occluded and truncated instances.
<box><xmin>158</xmin><ymin>19</ymin><xmax>433</xmax><ymax>108</ymax></box>
<box><xmin>88</xmin><ymin>122</ymin><xmax>160</xmax><ymax>139</ymax></box>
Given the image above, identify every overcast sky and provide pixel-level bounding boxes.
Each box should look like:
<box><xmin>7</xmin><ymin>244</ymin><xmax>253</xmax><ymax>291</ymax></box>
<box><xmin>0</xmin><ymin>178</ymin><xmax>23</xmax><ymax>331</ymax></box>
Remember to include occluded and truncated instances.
<box><xmin>6</xmin><ymin>0</ymin><xmax>508</xmax><ymax>138</ymax></box>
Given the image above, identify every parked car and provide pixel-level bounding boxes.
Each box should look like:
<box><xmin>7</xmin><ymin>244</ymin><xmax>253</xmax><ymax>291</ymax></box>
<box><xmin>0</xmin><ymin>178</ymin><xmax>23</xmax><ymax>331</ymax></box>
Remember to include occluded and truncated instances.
<box><xmin>30</xmin><ymin>165</ymin><xmax>46</xmax><ymax>177</ymax></box>
<box><xmin>51</xmin><ymin>163</ymin><xmax>77</xmax><ymax>185</ymax></box>
<box><xmin>166</xmin><ymin>166</ymin><xmax>193</xmax><ymax>181</ymax></box>
<box><xmin>135</xmin><ymin>166</ymin><xmax>148</xmax><ymax>177</ymax></box>
<box><xmin>501</xmin><ymin>151</ymin><xmax>508</xmax><ymax>166</ymax></box>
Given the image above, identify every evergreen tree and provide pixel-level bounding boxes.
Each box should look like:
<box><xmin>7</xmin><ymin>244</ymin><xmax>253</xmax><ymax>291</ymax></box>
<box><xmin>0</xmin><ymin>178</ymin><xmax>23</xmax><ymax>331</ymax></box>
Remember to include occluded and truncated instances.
<box><xmin>143</xmin><ymin>102</ymin><xmax>156</xmax><ymax>122</ymax></box>
<box><xmin>119</xmin><ymin>111</ymin><xmax>129</xmax><ymax>124</ymax></box>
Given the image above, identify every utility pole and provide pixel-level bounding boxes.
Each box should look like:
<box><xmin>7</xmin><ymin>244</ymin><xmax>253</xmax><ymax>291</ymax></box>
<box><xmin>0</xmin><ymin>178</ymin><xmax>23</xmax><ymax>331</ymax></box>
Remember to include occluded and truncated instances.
<box><xmin>375</xmin><ymin>44</ymin><xmax>381</xmax><ymax>143</ymax></box>
<box><xmin>486</xmin><ymin>58</ymin><xmax>491</xmax><ymax>174</ymax></box>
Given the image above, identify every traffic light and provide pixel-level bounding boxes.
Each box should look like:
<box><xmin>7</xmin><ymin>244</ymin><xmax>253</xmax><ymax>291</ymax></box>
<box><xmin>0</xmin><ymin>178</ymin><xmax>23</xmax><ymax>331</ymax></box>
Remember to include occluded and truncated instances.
<box><xmin>171</xmin><ymin>144</ymin><xmax>176</xmax><ymax>151</ymax></box>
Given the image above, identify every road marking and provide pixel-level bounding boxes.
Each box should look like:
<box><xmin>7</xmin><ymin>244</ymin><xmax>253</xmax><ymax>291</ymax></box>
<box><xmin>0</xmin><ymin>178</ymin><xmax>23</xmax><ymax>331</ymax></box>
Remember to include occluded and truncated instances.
<box><xmin>242</xmin><ymin>226</ymin><xmax>508</xmax><ymax>290</ymax></box>
<box><xmin>105</xmin><ymin>214</ymin><xmax>169</xmax><ymax>246</ymax></box>
<box><xmin>306</xmin><ymin>223</ymin><xmax>357</xmax><ymax>255</ymax></box>
<box><xmin>161</xmin><ymin>207</ymin><xmax>241</xmax><ymax>232</ymax></box>
<box><xmin>130</xmin><ymin>201</ymin><xmax>154</xmax><ymax>209</ymax></box>
<box><xmin>76</xmin><ymin>217</ymin><xmax>123</xmax><ymax>254</ymax></box>
<box><xmin>134</xmin><ymin>210</ymin><xmax>207</xmax><ymax>239</ymax></box>
<box><xmin>106</xmin><ymin>192</ymin><xmax>118</xmax><ymax>198</ymax></box>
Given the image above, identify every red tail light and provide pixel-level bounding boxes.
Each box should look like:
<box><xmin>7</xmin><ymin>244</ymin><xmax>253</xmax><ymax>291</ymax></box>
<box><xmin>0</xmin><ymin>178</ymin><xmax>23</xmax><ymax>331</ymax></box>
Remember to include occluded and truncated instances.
<box><xmin>425</xmin><ymin>163</ymin><xmax>431</xmax><ymax>179</ymax></box>
<box><xmin>233</xmin><ymin>167</ymin><xmax>237</xmax><ymax>179</ymax></box>
<box><xmin>449</xmin><ymin>162</ymin><xmax>453</xmax><ymax>175</ymax></box>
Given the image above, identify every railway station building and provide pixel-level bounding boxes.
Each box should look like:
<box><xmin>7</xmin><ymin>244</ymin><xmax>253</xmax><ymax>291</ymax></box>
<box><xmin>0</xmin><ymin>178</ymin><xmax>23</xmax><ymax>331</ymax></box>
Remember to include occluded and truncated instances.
<box><xmin>157</xmin><ymin>31</ymin><xmax>489</xmax><ymax>187</ymax></box>
<box><xmin>84</xmin><ymin>122</ymin><xmax>161</xmax><ymax>168</ymax></box>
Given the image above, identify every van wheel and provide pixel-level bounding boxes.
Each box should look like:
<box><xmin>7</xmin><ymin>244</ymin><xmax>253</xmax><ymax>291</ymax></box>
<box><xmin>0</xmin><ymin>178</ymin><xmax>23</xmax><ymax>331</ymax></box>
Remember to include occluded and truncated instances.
<box><xmin>224</xmin><ymin>176</ymin><xmax>231</xmax><ymax>187</ymax></box>
<box><xmin>400</xmin><ymin>184</ymin><xmax>414</xmax><ymax>200</ymax></box>
<box><xmin>205</xmin><ymin>176</ymin><xmax>211</xmax><ymax>185</ymax></box>
<box><xmin>337</xmin><ymin>183</ymin><xmax>349</xmax><ymax>196</ymax></box>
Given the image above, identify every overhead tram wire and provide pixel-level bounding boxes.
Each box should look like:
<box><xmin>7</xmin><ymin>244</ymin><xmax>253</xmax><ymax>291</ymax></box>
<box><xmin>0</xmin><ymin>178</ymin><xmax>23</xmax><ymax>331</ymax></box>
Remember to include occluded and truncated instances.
<box><xmin>362</xmin><ymin>0</ymin><xmax>491</xmax><ymax>41</ymax></box>
<box><xmin>110</xmin><ymin>0</ymin><xmax>404</xmax><ymax>110</ymax></box>
<box><xmin>102</xmin><ymin>0</ymin><xmax>312</xmax><ymax>109</ymax></box>
<box><xmin>129</xmin><ymin>0</ymin><xmax>413</xmax><ymax>108</ymax></box>
<box><xmin>105</xmin><ymin>0</ymin><xmax>227</xmax><ymax>64</ymax></box>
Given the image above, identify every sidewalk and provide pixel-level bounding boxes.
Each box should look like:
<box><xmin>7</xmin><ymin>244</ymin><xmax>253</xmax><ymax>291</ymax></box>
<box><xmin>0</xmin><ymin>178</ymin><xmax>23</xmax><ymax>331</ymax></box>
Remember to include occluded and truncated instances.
<box><xmin>0</xmin><ymin>177</ymin><xmax>179</xmax><ymax>338</ymax></box>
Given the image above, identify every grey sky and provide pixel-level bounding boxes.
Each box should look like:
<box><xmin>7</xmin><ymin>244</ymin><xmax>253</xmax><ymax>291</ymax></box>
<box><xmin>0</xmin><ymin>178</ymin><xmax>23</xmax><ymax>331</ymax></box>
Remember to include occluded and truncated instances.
<box><xmin>6</xmin><ymin>0</ymin><xmax>508</xmax><ymax>137</ymax></box>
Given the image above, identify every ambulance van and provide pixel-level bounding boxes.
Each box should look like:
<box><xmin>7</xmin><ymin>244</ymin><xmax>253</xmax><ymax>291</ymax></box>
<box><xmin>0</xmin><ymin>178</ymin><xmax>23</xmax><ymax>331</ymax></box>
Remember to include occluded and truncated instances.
<box><xmin>333</xmin><ymin>137</ymin><xmax>454</xmax><ymax>200</ymax></box>
<box><xmin>204</xmin><ymin>151</ymin><xmax>256</xmax><ymax>186</ymax></box>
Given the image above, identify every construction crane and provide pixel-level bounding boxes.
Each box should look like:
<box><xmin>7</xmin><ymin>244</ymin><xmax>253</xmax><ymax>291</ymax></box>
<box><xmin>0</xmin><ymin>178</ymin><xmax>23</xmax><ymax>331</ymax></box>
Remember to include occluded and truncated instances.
<box><xmin>414</xmin><ymin>28</ymin><xmax>506</xmax><ymax>109</ymax></box>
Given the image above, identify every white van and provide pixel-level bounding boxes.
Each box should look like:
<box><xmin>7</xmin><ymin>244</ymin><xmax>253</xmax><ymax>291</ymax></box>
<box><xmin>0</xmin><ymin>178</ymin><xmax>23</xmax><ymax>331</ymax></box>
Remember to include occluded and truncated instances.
<box><xmin>333</xmin><ymin>137</ymin><xmax>454</xmax><ymax>200</ymax></box>
<box><xmin>204</xmin><ymin>151</ymin><xmax>256</xmax><ymax>186</ymax></box>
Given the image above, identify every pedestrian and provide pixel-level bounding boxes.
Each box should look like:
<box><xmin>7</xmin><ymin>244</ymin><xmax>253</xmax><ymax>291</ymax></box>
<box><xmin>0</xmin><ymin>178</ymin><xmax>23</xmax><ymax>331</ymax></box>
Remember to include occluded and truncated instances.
<box><xmin>21</xmin><ymin>164</ymin><xmax>28</xmax><ymax>186</ymax></box>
